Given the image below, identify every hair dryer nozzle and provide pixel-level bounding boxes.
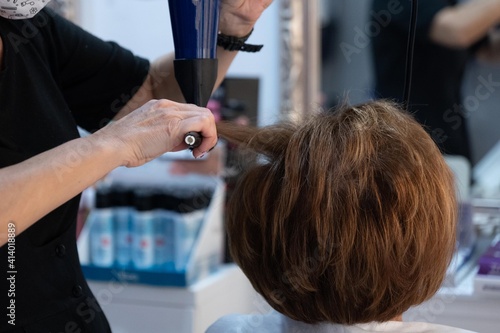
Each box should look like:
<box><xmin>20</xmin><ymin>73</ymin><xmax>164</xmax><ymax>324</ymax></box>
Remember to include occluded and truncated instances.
<box><xmin>174</xmin><ymin>58</ymin><xmax>218</xmax><ymax>107</ymax></box>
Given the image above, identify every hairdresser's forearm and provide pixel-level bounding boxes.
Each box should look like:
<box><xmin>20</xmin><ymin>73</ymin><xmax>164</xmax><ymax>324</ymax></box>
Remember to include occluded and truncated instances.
<box><xmin>430</xmin><ymin>0</ymin><xmax>500</xmax><ymax>48</ymax></box>
<box><xmin>0</xmin><ymin>135</ymin><xmax>123</xmax><ymax>245</ymax></box>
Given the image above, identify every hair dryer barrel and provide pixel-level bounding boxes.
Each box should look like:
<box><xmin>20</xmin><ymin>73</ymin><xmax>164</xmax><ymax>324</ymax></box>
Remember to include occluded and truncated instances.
<box><xmin>168</xmin><ymin>0</ymin><xmax>220</xmax><ymax>59</ymax></box>
<box><xmin>168</xmin><ymin>0</ymin><xmax>220</xmax><ymax>107</ymax></box>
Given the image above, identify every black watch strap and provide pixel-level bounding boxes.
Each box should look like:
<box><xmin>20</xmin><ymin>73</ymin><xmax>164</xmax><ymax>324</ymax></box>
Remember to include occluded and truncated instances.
<box><xmin>217</xmin><ymin>29</ymin><xmax>264</xmax><ymax>52</ymax></box>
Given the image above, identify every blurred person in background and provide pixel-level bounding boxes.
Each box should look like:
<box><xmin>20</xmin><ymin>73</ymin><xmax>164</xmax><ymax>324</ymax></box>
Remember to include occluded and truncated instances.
<box><xmin>371</xmin><ymin>0</ymin><xmax>500</xmax><ymax>164</ymax></box>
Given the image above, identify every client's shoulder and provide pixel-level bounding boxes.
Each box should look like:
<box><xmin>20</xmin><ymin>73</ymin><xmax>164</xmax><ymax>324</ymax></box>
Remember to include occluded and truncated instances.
<box><xmin>205</xmin><ymin>311</ymin><xmax>283</xmax><ymax>333</ymax></box>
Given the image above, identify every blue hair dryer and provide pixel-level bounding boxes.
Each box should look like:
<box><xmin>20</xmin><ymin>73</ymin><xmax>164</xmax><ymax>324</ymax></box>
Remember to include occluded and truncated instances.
<box><xmin>168</xmin><ymin>0</ymin><xmax>220</xmax><ymax>107</ymax></box>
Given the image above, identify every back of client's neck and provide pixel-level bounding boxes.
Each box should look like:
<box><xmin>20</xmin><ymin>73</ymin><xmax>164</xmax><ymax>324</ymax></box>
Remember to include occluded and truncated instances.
<box><xmin>391</xmin><ymin>315</ymin><xmax>403</xmax><ymax>322</ymax></box>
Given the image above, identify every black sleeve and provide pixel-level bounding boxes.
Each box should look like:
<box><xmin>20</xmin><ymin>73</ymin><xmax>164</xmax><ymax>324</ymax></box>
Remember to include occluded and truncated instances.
<box><xmin>372</xmin><ymin>0</ymin><xmax>450</xmax><ymax>41</ymax></box>
<box><xmin>43</xmin><ymin>9</ymin><xmax>151</xmax><ymax>132</ymax></box>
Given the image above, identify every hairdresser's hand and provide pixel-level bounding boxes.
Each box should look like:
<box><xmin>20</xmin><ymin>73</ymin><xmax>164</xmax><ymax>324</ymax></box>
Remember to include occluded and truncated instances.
<box><xmin>94</xmin><ymin>99</ymin><xmax>217</xmax><ymax>167</ymax></box>
<box><xmin>219</xmin><ymin>0</ymin><xmax>273</xmax><ymax>36</ymax></box>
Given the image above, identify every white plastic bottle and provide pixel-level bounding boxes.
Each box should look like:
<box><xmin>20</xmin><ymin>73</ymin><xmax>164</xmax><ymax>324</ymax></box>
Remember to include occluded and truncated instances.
<box><xmin>131</xmin><ymin>190</ymin><xmax>155</xmax><ymax>270</ymax></box>
<box><xmin>112</xmin><ymin>186</ymin><xmax>133</xmax><ymax>268</ymax></box>
<box><xmin>89</xmin><ymin>188</ymin><xmax>114</xmax><ymax>268</ymax></box>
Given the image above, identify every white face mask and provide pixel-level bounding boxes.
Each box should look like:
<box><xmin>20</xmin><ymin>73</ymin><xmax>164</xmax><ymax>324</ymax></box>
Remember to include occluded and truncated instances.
<box><xmin>0</xmin><ymin>0</ymin><xmax>52</xmax><ymax>20</ymax></box>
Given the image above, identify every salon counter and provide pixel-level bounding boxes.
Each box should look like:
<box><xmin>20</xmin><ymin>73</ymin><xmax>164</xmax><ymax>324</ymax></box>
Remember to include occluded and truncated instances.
<box><xmin>87</xmin><ymin>264</ymin><xmax>261</xmax><ymax>333</ymax></box>
<box><xmin>405</xmin><ymin>268</ymin><xmax>500</xmax><ymax>333</ymax></box>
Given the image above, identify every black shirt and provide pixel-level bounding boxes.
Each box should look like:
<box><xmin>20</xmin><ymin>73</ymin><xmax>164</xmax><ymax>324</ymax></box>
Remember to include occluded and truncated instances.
<box><xmin>371</xmin><ymin>0</ymin><xmax>472</xmax><ymax>160</ymax></box>
<box><xmin>0</xmin><ymin>9</ymin><xmax>149</xmax><ymax>331</ymax></box>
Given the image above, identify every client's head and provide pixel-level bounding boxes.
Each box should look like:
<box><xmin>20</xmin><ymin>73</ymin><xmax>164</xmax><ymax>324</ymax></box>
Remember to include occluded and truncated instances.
<box><xmin>216</xmin><ymin>100</ymin><xmax>457</xmax><ymax>325</ymax></box>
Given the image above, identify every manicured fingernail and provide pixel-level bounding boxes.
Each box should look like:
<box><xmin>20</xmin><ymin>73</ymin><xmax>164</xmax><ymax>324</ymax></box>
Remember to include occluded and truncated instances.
<box><xmin>196</xmin><ymin>152</ymin><xmax>207</xmax><ymax>159</ymax></box>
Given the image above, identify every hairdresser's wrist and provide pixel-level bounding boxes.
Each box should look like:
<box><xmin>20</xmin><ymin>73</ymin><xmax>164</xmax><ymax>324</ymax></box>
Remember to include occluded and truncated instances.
<box><xmin>91</xmin><ymin>124</ymin><xmax>131</xmax><ymax>168</ymax></box>
<box><xmin>218</xmin><ymin>9</ymin><xmax>259</xmax><ymax>37</ymax></box>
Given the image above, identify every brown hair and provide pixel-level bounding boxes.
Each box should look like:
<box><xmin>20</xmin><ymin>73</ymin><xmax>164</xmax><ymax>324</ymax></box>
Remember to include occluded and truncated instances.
<box><xmin>216</xmin><ymin>100</ymin><xmax>457</xmax><ymax>325</ymax></box>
